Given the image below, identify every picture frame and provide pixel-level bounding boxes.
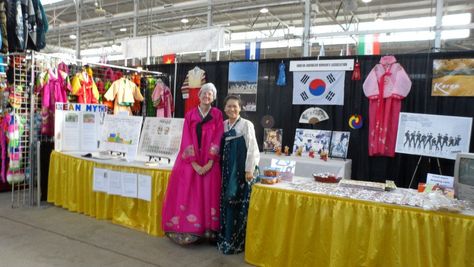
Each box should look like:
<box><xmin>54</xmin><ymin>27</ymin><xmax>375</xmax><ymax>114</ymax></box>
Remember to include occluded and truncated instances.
<box><xmin>329</xmin><ymin>131</ymin><xmax>350</xmax><ymax>159</ymax></box>
<box><xmin>293</xmin><ymin>128</ymin><xmax>332</xmax><ymax>155</ymax></box>
<box><xmin>263</xmin><ymin>128</ymin><xmax>283</xmax><ymax>153</ymax></box>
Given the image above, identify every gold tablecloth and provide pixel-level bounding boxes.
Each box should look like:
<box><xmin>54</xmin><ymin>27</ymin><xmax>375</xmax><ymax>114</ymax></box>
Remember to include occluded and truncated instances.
<box><xmin>47</xmin><ymin>151</ymin><xmax>170</xmax><ymax>236</ymax></box>
<box><xmin>245</xmin><ymin>184</ymin><xmax>474</xmax><ymax>267</ymax></box>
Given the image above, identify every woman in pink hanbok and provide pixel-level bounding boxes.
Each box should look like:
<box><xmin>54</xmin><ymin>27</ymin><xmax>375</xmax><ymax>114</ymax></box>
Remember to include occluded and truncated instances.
<box><xmin>162</xmin><ymin>83</ymin><xmax>224</xmax><ymax>245</ymax></box>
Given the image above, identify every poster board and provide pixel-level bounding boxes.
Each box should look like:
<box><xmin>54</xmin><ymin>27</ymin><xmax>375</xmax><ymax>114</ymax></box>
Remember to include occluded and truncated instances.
<box><xmin>54</xmin><ymin>103</ymin><xmax>106</xmax><ymax>152</ymax></box>
<box><xmin>293</xmin><ymin>128</ymin><xmax>332</xmax><ymax>155</ymax></box>
<box><xmin>138</xmin><ymin>117</ymin><xmax>184</xmax><ymax>161</ymax></box>
<box><xmin>395</xmin><ymin>112</ymin><xmax>472</xmax><ymax>160</ymax></box>
<box><xmin>431</xmin><ymin>58</ymin><xmax>474</xmax><ymax>96</ymax></box>
<box><xmin>228</xmin><ymin>61</ymin><xmax>259</xmax><ymax>111</ymax></box>
<box><xmin>99</xmin><ymin>114</ymin><xmax>143</xmax><ymax>158</ymax></box>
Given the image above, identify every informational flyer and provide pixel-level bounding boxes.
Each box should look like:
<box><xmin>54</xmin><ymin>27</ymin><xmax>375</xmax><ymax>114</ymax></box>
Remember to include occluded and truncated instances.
<box><xmin>138</xmin><ymin>117</ymin><xmax>184</xmax><ymax>161</ymax></box>
<box><xmin>121</xmin><ymin>172</ymin><xmax>138</xmax><ymax>198</ymax></box>
<box><xmin>138</xmin><ymin>174</ymin><xmax>152</xmax><ymax>202</ymax></box>
<box><xmin>55</xmin><ymin>103</ymin><xmax>106</xmax><ymax>152</ymax></box>
<box><xmin>108</xmin><ymin>170</ymin><xmax>123</xmax><ymax>196</ymax></box>
<box><xmin>92</xmin><ymin>168</ymin><xmax>108</xmax><ymax>192</ymax></box>
<box><xmin>99</xmin><ymin>114</ymin><xmax>143</xmax><ymax>159</ymax></box>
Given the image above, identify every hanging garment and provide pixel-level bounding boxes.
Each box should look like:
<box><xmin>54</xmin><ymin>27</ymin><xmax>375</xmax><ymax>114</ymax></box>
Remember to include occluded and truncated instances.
<box><xmin>152</xmin><ymin>80</ymin><xmax>174</xmax><ymax>118</ymax></box>
<box><xmin>6</xmin><ymin>0</ymin><xmax>26</xmax><ymax>52</ymax></box>
<box><xmin>0</xmin><ymin>1</ymin><xmax>7</xmax><ymax>53</ymax></box>
<box><xmin>33</xmin><ymin>0</ymin><xmax>47</xmax><ymax>50</ymax></box>
<box><xmin>40</xmin><ymin>68</ymin><xmax>69</xmax><ymax>136</ymax></box>
<box><xmin>143</xmin><ymin>77</ymin><xmax>156</xmax><ymax>116</ymax></box>
<box><xmin>0</xmin><ymin>115</ymin><xmax>7</xmax><ymax>183</ymax></box>
<box><xmin>276</xmin><ymin>61</ymin><xmax>286</xmax><ymax>86</ymax></box>
<box><xmin>162</xmin><ymin>107</ymin><xmax>223</xmax><ymax>245</ymax></box>
<box><xmin>130</xmin><ymin>73</ymin><xmax>142</xmax><ymax>115</ymax></box>
<box><xmin>104</xmin><ymin>77</ymin><xmax>144</xmax><ymax>115</ymax></box>
<box><xmin>217</xmin><ymin>117</ymin><xmax>260</xmax><ymax>254</ymax></box>
<box><xmin>71</xmin><ymin>71</ymin><xmax>99</xmax><ymax>104</ymax></box>
<box><xmin>181</xmin><ymin>67</ymin><xmax>206</xmax><ymax>114</ymax></box>
<box><xmin>5</xmin><ymin>112</ymin><xmax>25</xmax><ymax>184</ymax></box>
<box><xmin>363</xmin><ymin>55</ymin><xmax>412</xmax><ymax>157</ymax></box>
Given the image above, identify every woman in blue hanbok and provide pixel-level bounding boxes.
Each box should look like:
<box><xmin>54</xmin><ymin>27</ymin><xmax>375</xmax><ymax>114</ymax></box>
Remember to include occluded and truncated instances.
<box><xmin>218</xmin><ymin>95</ymin><xmax>260</xmax><ymax>254</ymax></box>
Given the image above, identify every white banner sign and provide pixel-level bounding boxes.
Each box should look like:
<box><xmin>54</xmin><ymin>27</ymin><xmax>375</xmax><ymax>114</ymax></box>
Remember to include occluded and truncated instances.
<box><xmin>290</xmin><ymin>59</ymin><xmax>354</xmax><ymax>71</ymax></box>
<box><xmin>293</xmin><ymin>71</ymin><xmax>345</xmax><ymax>105</ymax></box>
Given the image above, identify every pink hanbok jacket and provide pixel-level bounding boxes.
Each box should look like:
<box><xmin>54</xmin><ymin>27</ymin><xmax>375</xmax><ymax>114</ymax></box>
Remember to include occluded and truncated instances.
<box><xmin>363</xmin><ymin>56</ymin><xmax>412</xmax><ymax>157</ymax></box>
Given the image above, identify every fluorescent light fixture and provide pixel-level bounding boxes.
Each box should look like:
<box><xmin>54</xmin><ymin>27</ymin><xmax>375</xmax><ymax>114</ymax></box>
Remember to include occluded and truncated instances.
<box><xmin>181</xmin><ymin>18</ymin><xmax>189</xmax><ymax>24</ymax></box>
<box><xmin>69</xmin><ymin>34</ymin><xmax>77</xmax><ymax>40</ymax></box>
<box><xmin>260</xmin><ymin>8</ymin><xmax>269</xmax><ymax>14</ymax></box>
<box><xmin>362</xmin><ymin>0</ymin><xmax>372</xmax><ymax>3</ymax></box>
<box><xmin>120</xmin><ymin>28</ymin><xmax>127</xmax><ymax>32</ymax></box>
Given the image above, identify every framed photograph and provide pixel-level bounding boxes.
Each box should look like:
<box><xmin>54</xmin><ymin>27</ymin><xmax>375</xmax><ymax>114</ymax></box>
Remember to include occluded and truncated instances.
<box><xmin>395</xmin><ymin>112</ymin><xmax>472</xmax><ymax>160</ymax></box>
<box><xmin>293</xmin><ymin>128</ymin><xmax>332</xmax><ymax>155</ymax></box>
<box><xmin>228</xmin><ymin>61</ymin><xmax>259</xmax><ymax>111</ymax></box>
<box><xmin>263</xmin><ymin>128</ymin><xmax>283</xmax><ymax>152</ymax></box>
<box><xmin>329</xmin><ymin>131</ymin><xmax>350</xmax><ymax>159</ymax></box>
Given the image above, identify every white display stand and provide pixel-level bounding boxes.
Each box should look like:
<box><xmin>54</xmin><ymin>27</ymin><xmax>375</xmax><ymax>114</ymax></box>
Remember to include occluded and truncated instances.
<box><xmin>259</xmin><ymin>153</ymin><xmax>352</xmax><ymax>179</ymax></box>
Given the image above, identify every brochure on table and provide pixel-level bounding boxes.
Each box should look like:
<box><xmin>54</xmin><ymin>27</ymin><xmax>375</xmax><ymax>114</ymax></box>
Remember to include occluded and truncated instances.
<box><xmin>137</xmin><ymin>117</ymin><xmax>184</xmax><ymax>162</ymax></box>
<box><xmin>54</xmin><ymin>103</ymin><xmax>106</xmax><ymax>152</ymax></box>
<box><xmin>99</xmin><ymin>114</ymin><xmax>143</xmax><ymax>160</ymax></box>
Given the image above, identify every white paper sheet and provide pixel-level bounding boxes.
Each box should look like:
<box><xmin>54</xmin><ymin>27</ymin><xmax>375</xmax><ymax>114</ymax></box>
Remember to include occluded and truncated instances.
<box><xmin>92</xmin><ymin>168</ymin><xmax>108</xmax><ymax>192</ymax></box>
<box><xmin>108</xmin><ymin>170</ymin><xmax>123</xmax><ymax>195</ymax></box>
<box><xmin>121</xmin><ymin>172</ymin><xmax>138</xmax><ymax>198</ymax></box>
<box><xmin>137</xmin><ymin>174</ymin><xmax>152</xmax><ymax>201</ymax></box>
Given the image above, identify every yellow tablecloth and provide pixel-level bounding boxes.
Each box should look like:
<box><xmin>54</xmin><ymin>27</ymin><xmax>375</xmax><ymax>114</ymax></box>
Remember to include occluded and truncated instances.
<box><xmin>245</xmin><ymin>184</ymin><xmax>474</xmax><ymax>267</ymax></box>
<box><xmin>47</xmin><ymin>151</ymin><xmax>170</xmax><ymax>237</ymax></box>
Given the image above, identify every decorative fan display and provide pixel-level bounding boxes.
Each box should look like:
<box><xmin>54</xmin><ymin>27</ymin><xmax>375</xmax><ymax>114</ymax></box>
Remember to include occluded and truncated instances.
<box><xmin>299</xmin><ymin>107</ymin><xmax>329</xmax><ymax>124</ymax></box>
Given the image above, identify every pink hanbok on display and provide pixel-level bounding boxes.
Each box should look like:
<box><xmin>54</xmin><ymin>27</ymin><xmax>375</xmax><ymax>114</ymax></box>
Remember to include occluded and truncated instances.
<box><xmin>151</xmin><ymin>81</ymin><xmax>174</xmax><ymax>118</ymax></box>
<box><xmin>162</xmin><ymin>107</ymin><xmax>224</xmax><ymax>244</ymax></box>
<box><xmin>363</xmin><ymin>55</ymin><xmax>412</xmax><ymax>157</ymax></box>
<box><xmin>40</xmin><ymin>66</ymin><xmax>70</xmax><ymax>136</ymax></box>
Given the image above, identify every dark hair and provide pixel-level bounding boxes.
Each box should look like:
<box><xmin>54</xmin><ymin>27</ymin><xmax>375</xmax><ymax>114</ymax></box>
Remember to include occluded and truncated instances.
<box><xmin>223</xmin><ymin>95</ymin><xmax>242</xmax><ymax>108</ymax></box>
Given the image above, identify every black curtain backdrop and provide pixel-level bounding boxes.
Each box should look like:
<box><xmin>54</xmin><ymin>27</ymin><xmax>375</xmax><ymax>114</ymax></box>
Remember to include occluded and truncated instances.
<box><xmin>149</xmin><ymin>51</ymin><xmax>474</xmax><ymax>188</ymax></box>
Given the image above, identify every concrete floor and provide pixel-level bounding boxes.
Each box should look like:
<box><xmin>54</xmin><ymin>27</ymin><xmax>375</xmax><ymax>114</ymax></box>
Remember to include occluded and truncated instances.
<box><xmin>0</xmin><ymin>192</ymin><xmax>251</xmax><ymax>267</ymax></box>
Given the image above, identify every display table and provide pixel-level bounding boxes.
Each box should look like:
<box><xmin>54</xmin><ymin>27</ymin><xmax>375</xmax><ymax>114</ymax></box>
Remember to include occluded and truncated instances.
<box><xmin>245</xmin><ymin>180</ymin><xmax>474</xmax><ymax>267</ymax></box>
<box><xmin>259</xmin><ymin>153</ymin><xmax>352</xmax><ymax>179</ymax></box>
<box><xmin>47</xmin><ymin>151</ymin><xmax>172</xmax><ymax>237</ymax></box>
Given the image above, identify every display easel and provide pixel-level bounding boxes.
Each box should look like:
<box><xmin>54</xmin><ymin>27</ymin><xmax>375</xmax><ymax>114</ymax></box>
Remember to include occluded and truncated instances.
<box><xmin>408</xmin><ymin>156</ymin><xmax>443</xmax><ymax>189</ymax></box>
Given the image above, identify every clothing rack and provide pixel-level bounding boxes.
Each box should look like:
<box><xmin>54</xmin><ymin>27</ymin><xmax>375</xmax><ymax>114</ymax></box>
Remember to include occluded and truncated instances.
<box><xmin>2</xmin><ymin>51</ymin><xmax>169</xmax><ymax>208</ymax></box>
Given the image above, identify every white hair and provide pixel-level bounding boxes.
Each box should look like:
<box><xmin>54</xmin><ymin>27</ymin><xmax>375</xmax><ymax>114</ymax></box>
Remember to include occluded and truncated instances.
<box><xmin>199</xmin><ymin>83</ymin><xmax>217</xmax><ymax>100</ymax></box>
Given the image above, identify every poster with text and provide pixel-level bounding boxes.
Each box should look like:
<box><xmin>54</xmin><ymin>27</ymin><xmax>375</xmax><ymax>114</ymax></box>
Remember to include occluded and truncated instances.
<box><xmin>228</xmin><ymin>61</ymin><xmax>258</xmax><ymax>111</ymax></box>
<box><xmin>395</xmin><ymin>112</ymin><xmax>472</xmax><ymax>160</ymax></box>
<box><xmin>138</xmin><ymin>117</ymin><xmax>184</xmax><ymax>161</ymax></box>
<box><xmin>293</xmin><ymin>71</ymin><xmax>345</xmax><ymax>105</ymax></box>
<box><xmin>54</xmin><ymin>103</ymin><xmax>106</xmax><ymax>152</ymax></box>
<box><xmin>99</xmin><ymin>114</ymin><xmax>143</xmax><ymax>158</ymax></box>
<box><xmin>293</xmin><ymin>128</ymin><xmax>332</xmax><ymax>155</ymax></box>
<box><xmin>432</xmin><ymin>58</ymin><xmax>474</xmax><ymax>96</ymax></box>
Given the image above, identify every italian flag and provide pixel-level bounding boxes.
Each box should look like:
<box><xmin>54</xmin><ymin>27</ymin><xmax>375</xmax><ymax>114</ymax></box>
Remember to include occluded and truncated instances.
<box><xmin>357</xmin><ymin>34</ymin><xmax>380</xmax><ymax>55</ymax></box>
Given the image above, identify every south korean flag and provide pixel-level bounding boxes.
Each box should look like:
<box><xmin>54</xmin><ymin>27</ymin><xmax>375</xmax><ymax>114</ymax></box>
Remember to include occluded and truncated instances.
<box><xmin>292</xmin><ymin>71</ymin><xmax>345</xmax><ymax>105</ymax></box>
